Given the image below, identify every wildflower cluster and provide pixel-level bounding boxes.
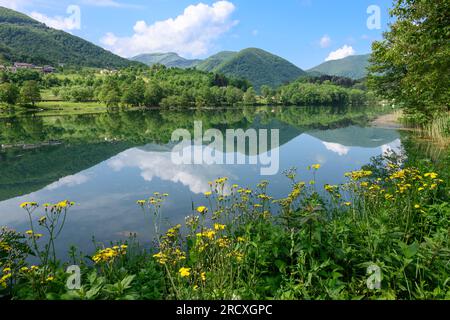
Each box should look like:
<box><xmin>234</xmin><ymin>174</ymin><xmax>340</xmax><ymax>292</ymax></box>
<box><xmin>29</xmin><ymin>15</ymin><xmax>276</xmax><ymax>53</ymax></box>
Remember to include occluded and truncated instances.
<box><xmin>92</xmin><ymin>245</ymin><xmax>128</xmax><ymax>264</ymax></box>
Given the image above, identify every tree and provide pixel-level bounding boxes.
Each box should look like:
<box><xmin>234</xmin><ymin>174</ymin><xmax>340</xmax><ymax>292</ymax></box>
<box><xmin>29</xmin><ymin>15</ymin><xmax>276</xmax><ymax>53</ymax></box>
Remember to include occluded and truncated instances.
<box><xmin>98</xmin><ymin>79</ymin><xmax>121</xmax><ymax>107</ymax></box>
<box><xmin>368</xmin><ymin>0</ymin><xmax>450</xmax><ymax>120</ymax></box>
<box><xmin>121</xmin><ymin>80</ymin><xmax>145</xmax><ymax>107</ymax></box>
<box><xmin>19</xmin><ymin>80</ymin><xmax>41</xmax><ymax>106</ymax></box>
<box><xmin>144</xmin><ymin>82</ymin><xmax>164</xmax><ymax>106</ymax></box>
<box><xmin>0</xmin><ymin>82</ymin><xmax>19</xmax><ymax>106</ymax></box>
<box><xmin>260</xmin><ymin>85</ymin><xmax>272</xmax><ymax>99</ymax></box>
<box><xmin>243</xmin><ymin>87</ymin><xmax>257</xmax><ymax>105</ymax></box>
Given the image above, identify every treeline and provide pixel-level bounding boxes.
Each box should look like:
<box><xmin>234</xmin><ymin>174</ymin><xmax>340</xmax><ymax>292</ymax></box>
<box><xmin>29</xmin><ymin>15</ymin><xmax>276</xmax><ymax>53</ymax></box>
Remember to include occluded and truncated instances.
<box><xmin>0</xmin><ymin>65</ymin><xmax>370</xmax><ymax>108</ymax></box>
<box><xmin>274</xmin><ymin>80</ymin><xmax>368</xmax><ymax>106</ymax></box>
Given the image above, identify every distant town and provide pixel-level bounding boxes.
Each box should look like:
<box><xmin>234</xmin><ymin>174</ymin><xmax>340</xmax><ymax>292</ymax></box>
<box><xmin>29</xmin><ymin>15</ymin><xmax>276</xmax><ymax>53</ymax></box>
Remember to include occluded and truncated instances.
<box><xmin>0</xmin><ymin>62</ymin><xmax>56</xmax><ymax>74</ymax></box>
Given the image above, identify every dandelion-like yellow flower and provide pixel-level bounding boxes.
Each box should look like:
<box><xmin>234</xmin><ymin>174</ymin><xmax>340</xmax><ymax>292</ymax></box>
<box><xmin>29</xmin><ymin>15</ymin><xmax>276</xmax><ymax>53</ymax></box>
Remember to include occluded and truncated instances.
<box><xmin>197</xmin><ymin>206</ymin><xmax>208</xmax><ymax>214</ymax></box>
<box><xmin>20</xmin><ymin>202</ymin><xmax>38</xmax><ymax>209</ymax></box>
<box><xmin>200</xmin><ymin>272</ymin><xmax>206</xmax><ymax>282</ymax></box>
<box><xmin>179</xmin><ymin>267</ymin><xmax>191</xmax><ymax>278</ymax></box>
<box><xmin>214</xmin><ymin>223</ymin><xmax>226</xmax><ymax>231</ymax></box>
<box><xmin>312</xmin><ymin>164</ymin><xmax>321</xmax><ymax>170</ymax></box>
<box><xmin>424</xmin><ymin>173</ymin><xmax>438</xmax><ymax>179</ymax></box>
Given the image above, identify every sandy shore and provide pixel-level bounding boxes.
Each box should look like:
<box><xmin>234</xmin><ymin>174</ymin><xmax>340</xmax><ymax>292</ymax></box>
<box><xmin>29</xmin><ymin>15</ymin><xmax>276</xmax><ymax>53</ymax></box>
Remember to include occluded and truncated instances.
<box><xmin>371</xmin><ymin>111</ymin><xmax>406</xmax><ymax>129</ymax></box>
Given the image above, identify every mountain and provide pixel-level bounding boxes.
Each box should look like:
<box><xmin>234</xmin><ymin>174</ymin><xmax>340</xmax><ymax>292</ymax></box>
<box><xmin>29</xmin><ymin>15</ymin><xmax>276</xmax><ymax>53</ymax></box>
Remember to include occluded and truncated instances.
<box><xmin>195</xmin><ymin>51</ymin><xmax>237</xmax><ymax>72</ymax></box>
<box><xmin>199</xmin><ymin>48</ymin><xmax>306</xmax><ymax>90</ymax></box>
<box><xmin>0</xmin><ymin>6</ymin><xmax>136</xmax><ymax>68</ymax></box>
<box><xmin>131</xmin><ymin>52</ymin><xmax>201</xmax><ymax>69</ymax></box>
<box><xmin>307</xmin><ymin>54</ymin><xmax>371</xmax><ymax>80</ymax></box>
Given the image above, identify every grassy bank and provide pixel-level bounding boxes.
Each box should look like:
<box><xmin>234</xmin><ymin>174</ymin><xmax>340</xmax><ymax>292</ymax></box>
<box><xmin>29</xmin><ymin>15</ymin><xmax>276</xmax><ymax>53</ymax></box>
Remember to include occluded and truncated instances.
<box><xmin>1</xmin><ymin>149</ymin><xmax>449</xmax><ymax>300</ymax></box>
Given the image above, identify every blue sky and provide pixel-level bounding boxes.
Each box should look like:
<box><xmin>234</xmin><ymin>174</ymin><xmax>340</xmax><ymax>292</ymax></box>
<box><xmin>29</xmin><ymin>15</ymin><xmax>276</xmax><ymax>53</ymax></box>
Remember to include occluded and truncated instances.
<box><xmin>2</xmin><ymin>0</ymin><xmax>393</xmax><ymax>69</ymax></box>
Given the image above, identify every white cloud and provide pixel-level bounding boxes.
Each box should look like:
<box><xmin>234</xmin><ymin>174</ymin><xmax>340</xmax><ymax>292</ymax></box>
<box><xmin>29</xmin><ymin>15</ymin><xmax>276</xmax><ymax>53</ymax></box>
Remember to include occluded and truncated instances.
<box><xmin>0</xmin><ymin>0</ymin><xmax>28</xmax><ymax>10</ymax></box>
<box><xmin>325</xmin><ymin>45</ymin><xmax>355</xmax><ymax>61</ymax></box>
<box><xmin>46</xmin><ymin>174</ymin><xmax>90</xmax><ymax>190</ymax></box>
<box><xmin>30</xmin><ymin>5</ymin><xmax>81</xmax><ymax>31</ymax></box>
<box><xmin>107</xmin><ymin>147</ymin><xmax>233</xmax><ymax>194</ymax></box>
<box><xmin>322</xmin><ymin>142</ymin><xmax>350</xmax><ymax>156</ymax></box>
<box><xmin>319</xmin><ymin>35</ymin><xmax>331</xmax><ymax>48</ymax></box>
<box><xmin>381</xmin><ymin>139</ymin><xmax>402</xmax><ymax>156</ymax></box>
<box><xmin>252</xmin><ymin>29</ymin><xmax>259</xmax><ymax>36</ymax></box>
<box><xmin>100</xmin><ymin>1</ymin><xmax>238</xmax><ymax>58</ymax></box>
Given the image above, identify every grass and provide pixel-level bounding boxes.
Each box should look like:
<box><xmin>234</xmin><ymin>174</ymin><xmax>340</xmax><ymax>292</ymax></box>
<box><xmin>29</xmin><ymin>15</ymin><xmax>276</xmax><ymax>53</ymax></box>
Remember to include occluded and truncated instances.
<box><xmin>0</xmin><ymin>151</ymin><xmax>449</xmax><ymax>300</ymax></box>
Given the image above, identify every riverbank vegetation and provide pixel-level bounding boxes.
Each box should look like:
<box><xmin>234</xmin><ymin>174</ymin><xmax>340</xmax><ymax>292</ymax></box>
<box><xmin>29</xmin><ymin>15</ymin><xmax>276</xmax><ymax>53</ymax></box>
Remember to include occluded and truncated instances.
<box><xmin>0</xmin><ymin>63</ymin><xmax>371</xmax><ymax>111</ymax></box>
<box><xmin>368</xmin><ymin>0</ymin><xmax>449</xmax><ymax>141</ymax></box>
<box><xmin>0</xmin><ymin>147</ymin><xmax>448</xmax><ymax>300</ymax></box>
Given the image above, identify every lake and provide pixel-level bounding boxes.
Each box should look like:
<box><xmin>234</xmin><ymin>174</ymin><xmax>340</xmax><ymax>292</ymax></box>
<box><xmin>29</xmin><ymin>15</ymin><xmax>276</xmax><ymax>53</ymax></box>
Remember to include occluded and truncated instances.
<box><xmin>0</xmin><ymin>105</ymin><xmax>402</xmax><ymax>257</ymax></box>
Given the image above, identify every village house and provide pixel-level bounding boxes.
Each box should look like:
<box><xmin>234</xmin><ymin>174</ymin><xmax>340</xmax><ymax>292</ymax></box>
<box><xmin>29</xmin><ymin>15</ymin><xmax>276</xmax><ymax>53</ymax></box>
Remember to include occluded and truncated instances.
<box><xmin>14</xmin><ymin>62</ymin><xmax>36</xmax><ymax>69</ymax></box>
<box><xmin>9</xmin><ymin>62</ymin><xmax>56</xmax><ymax>73</ymax></box>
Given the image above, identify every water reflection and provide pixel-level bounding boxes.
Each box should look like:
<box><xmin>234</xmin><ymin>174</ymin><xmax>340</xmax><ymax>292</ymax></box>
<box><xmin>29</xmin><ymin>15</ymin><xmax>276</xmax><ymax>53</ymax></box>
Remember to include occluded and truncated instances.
<box><xmin>0</xmin><ymin>106</ymin><xmax>401</xmax><ymax>256</ymax></box>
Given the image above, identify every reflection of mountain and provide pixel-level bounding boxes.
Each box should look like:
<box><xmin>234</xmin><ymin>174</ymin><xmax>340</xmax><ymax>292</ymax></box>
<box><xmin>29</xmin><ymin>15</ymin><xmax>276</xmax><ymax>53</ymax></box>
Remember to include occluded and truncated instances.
<box><xmin>306</xmin><ymin>126</ymin><xmax>400</xmax><ymax>148</ymax></box>
<box><xmin>0</xmin><ymin>106</ymin><xmax>393</xmax><ymax>201</ymax></box>
<box><xmin>0</xmin><ymin>142</ymin><xmax>132</xmax><ymax>201</ymax></box>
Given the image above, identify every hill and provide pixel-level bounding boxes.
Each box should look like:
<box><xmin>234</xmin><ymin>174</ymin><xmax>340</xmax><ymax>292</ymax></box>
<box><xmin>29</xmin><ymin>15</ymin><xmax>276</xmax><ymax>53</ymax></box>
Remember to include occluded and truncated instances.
<box><xmin>131</xmin><ymin>52</ymin><xmax>201</xmax><ymax>69</ymax></box>
<box><xmin>0</xmin><ymin>6</ymin><xmax>136</xmax><ymax>68</ymax></box>
<box><xmin>195</xmin><ymin>51</ymin><xmax>237</xmax><ymax>72</ymax></box>
<box><xmin>307</xmin><ymin>54</ymin><xmax>371</xmax><ymax>80</ymax></box>
<box><xmin>200</xmin><ymin>48</ymin><xmax>306</xmax><ymax>90</ymax></box>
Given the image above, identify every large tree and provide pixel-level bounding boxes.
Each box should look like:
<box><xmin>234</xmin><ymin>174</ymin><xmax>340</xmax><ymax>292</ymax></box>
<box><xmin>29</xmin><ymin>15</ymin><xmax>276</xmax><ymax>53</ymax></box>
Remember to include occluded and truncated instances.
<box><xmin>0</xmin><ymin>82</ymin><xmax>19</xmax><ymax>106</ymax></box>
<box><xmin>19</xmin><ymin>80</ymin><xmax>41</xmax><ymax>106</ymax></box>
<box><xmin>368</xmin><ymin>0</ymin><xmax>450</xmax><ymax>121</ymax></box>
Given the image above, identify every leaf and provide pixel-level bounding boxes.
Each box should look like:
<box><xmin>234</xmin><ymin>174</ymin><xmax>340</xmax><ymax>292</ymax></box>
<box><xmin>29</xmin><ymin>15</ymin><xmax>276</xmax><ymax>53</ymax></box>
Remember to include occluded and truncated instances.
<box><xmin>120</xmin><ymin>275</ymin><xmax>136</xmax><ymax>289</ymax></box>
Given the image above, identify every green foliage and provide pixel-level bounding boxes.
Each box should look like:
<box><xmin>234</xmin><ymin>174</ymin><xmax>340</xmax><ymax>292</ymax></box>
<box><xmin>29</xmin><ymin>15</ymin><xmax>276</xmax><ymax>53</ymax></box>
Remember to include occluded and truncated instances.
<box><xmin>277</xmin><ymin>81</ymin><xmax>368</xmax><ymax>106</ymax></box>
<box><xmin>308</xmin><ymin>54</ymin><xmax>371</xmax><ymax>80</ymax></box>
<box><xmin>368</xmin><ymin>0</ymin><xmax>450</xmax><ymax>120</ymax></box>
<box><xmin>0</xmin><ymin>6</ymin><xmax>137</xmax><ymax>68</ymax></box>
<box><xmin>0</xmin><ymin>82</ymin><xmax>19</xmax><ymax>105</ymax></box>
<box><xmin>19</xmin><ymin>80</ymin><xmax>41</xmax><ymax>106</ymax></box>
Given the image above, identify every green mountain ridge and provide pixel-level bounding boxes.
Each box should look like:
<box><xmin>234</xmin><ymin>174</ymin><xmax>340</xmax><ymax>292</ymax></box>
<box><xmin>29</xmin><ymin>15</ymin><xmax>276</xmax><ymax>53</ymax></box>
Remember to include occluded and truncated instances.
<box><xmin>131</xmin><ymin>52</ymin><xmax>202</xmax><ymax>69</ymax></box>
<box><xmin>195</xmin><ymin>51</ymin><xmax>237</xmax><ymax>72</ymax></box>
<box><xmin>0</xmin><ymin>6</ymin><xmax>137</xmax><ymax>68</ymax></box>
<box><xmin>201</xmin><ymin>48</ymin><xmax>306</xmax><ymax>90</ymax></box>
<box><xmin>307</xmin><ymin>54</ymin><xmax>371</xmax><ymax>80</ymax></box>
<box><xmin>131</xmin><ymin>49</ymin><xmax>306</xmax><ymax>90</ymax></box>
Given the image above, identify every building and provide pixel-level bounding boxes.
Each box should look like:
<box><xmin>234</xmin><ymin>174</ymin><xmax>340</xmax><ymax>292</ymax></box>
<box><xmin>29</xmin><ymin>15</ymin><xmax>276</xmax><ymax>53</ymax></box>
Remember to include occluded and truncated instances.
<box><xmin>43</xmin><ymin>66</ymin><xmax>56</xmax><ymax>73</ymax></box>
<box><xmin>14</xmin><ymin>62</ymin><xmax>36</xmax><ymax>69</ymax></box>
<box><xmin>9</xmin><ymin>62</ymin><xmax>56</xmax><ymax>74</ymax></box>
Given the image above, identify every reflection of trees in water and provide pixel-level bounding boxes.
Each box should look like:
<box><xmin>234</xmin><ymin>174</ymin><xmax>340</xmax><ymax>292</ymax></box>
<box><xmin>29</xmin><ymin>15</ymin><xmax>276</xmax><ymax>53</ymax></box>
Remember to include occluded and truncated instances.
<box><xmin>0</xmin><ymin>105</ymin><xmax>391</xmax><ymax>201</ymax></box>
<box><xmin>0</xmin><ymin>105</ymin><xmax>386</xmax><ymax>145</ymax></box>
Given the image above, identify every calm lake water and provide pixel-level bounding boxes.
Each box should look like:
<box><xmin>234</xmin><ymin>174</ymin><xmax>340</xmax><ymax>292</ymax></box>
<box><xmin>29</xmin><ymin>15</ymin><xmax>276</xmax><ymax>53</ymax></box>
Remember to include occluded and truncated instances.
<box><xmin>0</xmin><ymin>106</ymin><xmax>402</xmax><ymax>256</ymax></box>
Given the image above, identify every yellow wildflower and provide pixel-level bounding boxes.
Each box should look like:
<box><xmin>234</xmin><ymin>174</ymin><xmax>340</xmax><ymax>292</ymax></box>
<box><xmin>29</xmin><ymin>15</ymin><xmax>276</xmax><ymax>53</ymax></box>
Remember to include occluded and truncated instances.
<box><xmin>424</xmin><ymin>173</ymin><xmax>438</xmax><ymax>179</ymax></box>
<box><xmin>214</xmin><ymin>223</ymin><xmax>226</xmax><ymax>231</ymax></box>
<box><xmin>179</xmin><ymin>267</ymin><xmax>191</xmax><ymax>278</ymax></box>
<box><xmin>197</xmin><ymin>206</ymin><xmax>208</xmax><ymax>214</ymax></box>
